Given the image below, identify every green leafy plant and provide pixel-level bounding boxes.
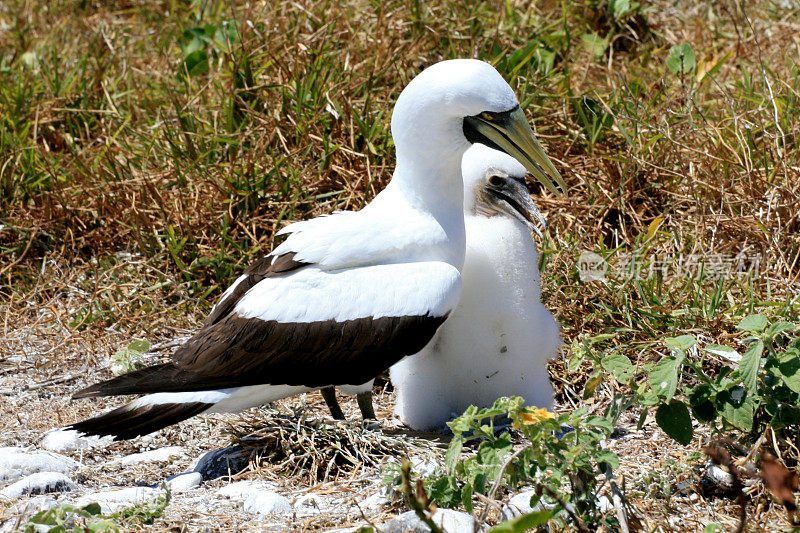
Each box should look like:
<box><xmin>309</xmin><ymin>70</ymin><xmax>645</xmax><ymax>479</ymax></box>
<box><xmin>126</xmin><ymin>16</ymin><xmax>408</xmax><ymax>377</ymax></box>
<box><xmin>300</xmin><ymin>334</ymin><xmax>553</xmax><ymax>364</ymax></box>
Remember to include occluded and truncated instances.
<box><xmin>386</xmin><ymin>397</ymin><xmax>620</xmax><ymax>530</ymax></box>
<box><xmin>112</xmin><ymin>339</ymin><xmax>150</xmax><ymax>375</ymax></box>
<box><xmin>24</xmin><ymin>491</ymin><xmax>169</xmax><ymax>533</ymax></box>
<box><xmin>177</xmin><ymin>21</ymin><xmax>241</xmax><ymax>78</ymax></box>
<box><xmin>577</xmin><ymin>314</ymin><xmax>800</xmax><ymax>446</ymax></box>
<box><xmin>25</xmin><ymin>503</ymin><xmax>119</xmax><ymax>533</ymax></box>
<box><xmin>665</xmin><ymin>43</ymin><xmax>696</xmax><ymax>75</ymax></box>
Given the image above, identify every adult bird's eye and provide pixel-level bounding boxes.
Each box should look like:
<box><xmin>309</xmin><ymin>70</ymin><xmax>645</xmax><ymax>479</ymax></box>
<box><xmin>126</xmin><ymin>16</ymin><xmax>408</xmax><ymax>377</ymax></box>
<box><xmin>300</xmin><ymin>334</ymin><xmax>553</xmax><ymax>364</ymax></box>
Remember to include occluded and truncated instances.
<box><xmin>488</xmin><ymin>175</ymin><xmax>504</xmax><ymax>187</ymax></box>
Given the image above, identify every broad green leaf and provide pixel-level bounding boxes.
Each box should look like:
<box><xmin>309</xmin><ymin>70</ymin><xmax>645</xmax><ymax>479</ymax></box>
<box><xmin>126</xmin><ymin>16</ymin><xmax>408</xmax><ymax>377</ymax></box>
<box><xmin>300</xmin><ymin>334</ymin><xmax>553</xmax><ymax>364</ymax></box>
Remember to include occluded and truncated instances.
<box><xmin>655</xmin><ymin>401</ymin><xmax>694</xmax><ymax>445</ymax></box>
<box><xmin>649</xmin><ymin>354</ymin><xmax>684</xmax><ymax>401</ymax></box>
<box><xmin>128</xmin><ymin>340</ymin><xmax>150</xmax><ymax>353</ymax></box>
<box><xmin>704</xmin><ymin>344</ymin><xmax>741</xmax><ymax>363</ymax></box>
<box><xmin>736</xmin><ymin>314</ymin><xmax>768</xmax><ymax>332</ymax></box>
<box><xmin>594</xmin><ymin>449</ymin><xmax>619</xmax><ymax>470</ymax></box>
<box><xmin>665</xmin><ymin>43</ymin><xmax>696</xmax><ymax>75</ymax></box>
<box><xmin>461</xmin><ymin>482</ymin><xmax>474</xmax><ymax>514</ymax></box>
<box><xmin>777</xmin><ymin>352</ymin><xmax>800</xmax><ymax>393</ymax></box>
<box><xmin>490</xmin><ymin>510</ymin><xmax>553</xmax><ymax>533</ymax></box>
<box><xmin>447</xmin><ymin>408</ymin><xmax>475</xmax><ymax>433</ymax></box>
<box><xmin>739</xmin><ymin>339</ymin><xmax>763</xmax><ymax>392</ymax></box>
<box><xmin>177</xmin><ymin>28</ymin><xmax>208</xmax><ymax>55</ymax></box>
<box><xmin>82</xmin><ymin>502</ymin><xmax>103</xmax><ymax>516</ymax></box>
<box><xmin>601</xmin><ymin>353</ymin><xmax>635</xmax><ymax>383</ymax></box>
<box><xmin>445</xmin><ymin>435</ymin><xmax>463</xmax><ymax>477</ymax></box>
<box><xmin>638</xmin><ymin>387</ymin><xmax>660</xmax><ymax>406</ymax></box>
<box><xmin>182</xmin><ymin>50</ymin><xmax>209</xmax><ymax>77</ymax></box>
<box><xmin>717</xmin><ymin>386</ymin><xmax>755</xmax><ymax>431</ymax></box>
<box><xmin>611</xmin><ymin>0</ymin><xmax>631</xmax><ymax>18</ymax></box>
<box><xmin>767</xmin><ymin>321</ymin><xmax>796</xmax><ymax>336</ymax></box>
<box><xmin>688</xmin><ymin>384</ymin><xmax>717</xmax><ymax>423</ymax></box>
<box><xmin>583</xmin><ymin>371</ymin><xmax>604</xmax><ymax>399</ymax></box>
<box><xmin>567</xmin><ymin>353</ymin><xmax>583</xmax><ymax>373</ymax></box>
<box><xmin>665</xmin><ymin>335</ymin><xmax>697</xmax><ymax>353</ymax></box>
<box><xmin>581</xmin><ymin>33</ymin><xmax>609</xmax><ymax>59</ymax></box>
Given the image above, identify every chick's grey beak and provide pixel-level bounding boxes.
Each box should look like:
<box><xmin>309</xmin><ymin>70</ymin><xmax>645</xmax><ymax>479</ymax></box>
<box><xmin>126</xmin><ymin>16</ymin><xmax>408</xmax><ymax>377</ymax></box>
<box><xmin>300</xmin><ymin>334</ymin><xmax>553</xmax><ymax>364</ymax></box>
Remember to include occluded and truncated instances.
<box><xmin>487</xmin><ymin>178</ymin><xmax>548</xmax><ymax>238</ymax></box>
<box><xmin>463</xmin><ymin>106</ymin><xmax>567</xmax><ymax>196</ymax></box>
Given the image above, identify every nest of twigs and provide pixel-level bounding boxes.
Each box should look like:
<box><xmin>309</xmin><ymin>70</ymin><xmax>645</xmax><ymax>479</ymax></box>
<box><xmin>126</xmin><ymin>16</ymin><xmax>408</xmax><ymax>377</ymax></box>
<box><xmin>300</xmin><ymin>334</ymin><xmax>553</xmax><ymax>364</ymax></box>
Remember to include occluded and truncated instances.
<box><xmin>225</xmin><ymin>407</ymin><xmax>439</xmax><ymax>483</ymax></box>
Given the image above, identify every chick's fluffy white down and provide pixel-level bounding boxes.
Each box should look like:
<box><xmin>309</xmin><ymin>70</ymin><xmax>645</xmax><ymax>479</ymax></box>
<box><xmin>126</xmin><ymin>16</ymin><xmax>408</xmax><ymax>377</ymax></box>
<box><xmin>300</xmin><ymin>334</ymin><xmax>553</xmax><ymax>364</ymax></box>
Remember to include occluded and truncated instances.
<box><xmin>391</xmin><ymin>215</ymin><xmax>560</xmax><ymax>430</ymax></box>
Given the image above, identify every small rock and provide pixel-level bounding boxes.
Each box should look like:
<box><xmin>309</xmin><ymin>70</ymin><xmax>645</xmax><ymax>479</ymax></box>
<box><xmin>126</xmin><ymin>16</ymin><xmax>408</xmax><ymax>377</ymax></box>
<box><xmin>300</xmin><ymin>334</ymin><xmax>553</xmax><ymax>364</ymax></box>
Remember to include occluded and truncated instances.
<box><xmin>166</xmin><ymin>472</ymin><xmax>202</xmax><ymax>492</ymax></box>
<box><xmin>41</xmin><ymin>429</ymin><xmax>111</xmax><ymax>453</ymax></box>
<box><xmin>382</xmin><ymin>509</ymin><xmax>479</xmax><ymax>533</ymax></box>
<box><xmin>294</xmin><ymin>493</ymin><xmax>325</xmax><ymax>514</ymax></box>
<box><xmin>192</xmin><ymin>445</ymin><xmax>251</xmax><ymax>480</ymax></box>
<box><xmin>1</xmin><ymin>472</ymin><xmax>77</xmax><ymax>499</ymax></box>
<box><xmin>113</xmin><ymin>446</ymin><xmax>185</xmax><ymax>465</ymax></box>
<box><xmin>216</xmin><ymin>480</ymin><xmax>277</xmax><ymax>500</ymax></box>
<box><xmin>362</xmin><ymin>490</ymin><xmax>388</xmax><ymax>510</ymax></box>
<box><xmin>502</xmin><ymin>489</ymin><xmax>537</xmax><ymax>518</ymax></box>
<box><xmin>243</xmin><ymin>491</ymin><xmax>293</xmax><ymax>515</ymax></box>
<box><xmin>76</xmin><ymin>487</ymin><xmax>161</xmax><ymax>514</ymax></box>
<box><xmin>0</xmin><ymin>447</ymin><xmax>80</xmax><ymax>483</ymax></box>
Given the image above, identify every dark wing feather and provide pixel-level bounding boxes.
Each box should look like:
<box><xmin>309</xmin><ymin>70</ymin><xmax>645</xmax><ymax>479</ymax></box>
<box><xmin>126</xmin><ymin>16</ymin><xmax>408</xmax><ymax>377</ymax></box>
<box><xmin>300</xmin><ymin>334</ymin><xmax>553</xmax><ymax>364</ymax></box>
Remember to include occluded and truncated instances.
<box><xmin>73</xmin><ymin>313</ymin><xmax>448</xmax><ymax>397</ymax></box>
<box><xmin>204</xmin><ymin>252</ymin><xmax>306</xmax><ymax>326</ymax></box>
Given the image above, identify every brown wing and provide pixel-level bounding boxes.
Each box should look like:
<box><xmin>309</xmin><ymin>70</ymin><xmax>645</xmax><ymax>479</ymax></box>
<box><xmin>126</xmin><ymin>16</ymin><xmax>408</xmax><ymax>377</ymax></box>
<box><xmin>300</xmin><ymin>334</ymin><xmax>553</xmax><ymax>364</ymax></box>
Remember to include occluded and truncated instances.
<box><xmin>73</xmin><ymin>313</ymin><xmax>448</xmax><ymax>397</ymax></box>
<box><xmin>204</xmin><ymin>252</ymin><xmax>306</xmax><ymax>326</ymax></box>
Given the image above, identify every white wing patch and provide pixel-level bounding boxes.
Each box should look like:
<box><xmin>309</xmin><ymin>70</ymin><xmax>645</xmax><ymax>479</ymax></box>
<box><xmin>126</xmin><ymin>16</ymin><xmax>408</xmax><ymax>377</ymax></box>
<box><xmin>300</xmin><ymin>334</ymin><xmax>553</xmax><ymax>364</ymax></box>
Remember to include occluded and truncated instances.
<box><xmin>234</xmin><ymin>261</ymin><xmax>461</xmax><ymax>323</ymax></box>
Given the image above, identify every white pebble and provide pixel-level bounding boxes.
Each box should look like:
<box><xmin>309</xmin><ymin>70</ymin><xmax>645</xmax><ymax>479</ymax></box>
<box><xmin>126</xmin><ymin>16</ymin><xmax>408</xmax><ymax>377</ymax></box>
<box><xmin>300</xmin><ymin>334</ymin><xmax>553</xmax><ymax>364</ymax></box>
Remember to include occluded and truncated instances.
<box><xmin>0</xmin><ymin>472</ymin><xmax>76</xmax><ymax>499</ymax></box>
<box><xmin>383</xmin><ymin>509</ymin><xmax>478</xmax><ymax>533</ymax></box>
<box><xmin>243</xmin><ymin>490</ymin><xmax>293</xmax><ymax>515</ymax></box>
<box><xmin>113</xmin><ymin>446</ymin><xmax>185</xmax><ymax>466</ymax></box>
<box><xmin>216</xmin><ymin>480</ymin><xmax>277</xmax><ymax>500</ymax></box>
<box><xmin>76</xmin><ymin>487</ymin><xmax>161</xmax><ymax>514</ymax></box>
<box><xmin>0</xmin><ymin>447</ymin><xmax>79</xmax><ymax>483</ymax></box>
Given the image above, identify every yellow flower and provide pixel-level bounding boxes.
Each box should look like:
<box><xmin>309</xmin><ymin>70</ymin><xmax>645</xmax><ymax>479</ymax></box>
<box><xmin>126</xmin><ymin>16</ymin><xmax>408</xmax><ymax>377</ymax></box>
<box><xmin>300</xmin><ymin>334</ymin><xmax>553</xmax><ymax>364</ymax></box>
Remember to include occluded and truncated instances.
<box><xmin>517</xmin><ymin>407</ymin><xmax>555</xmax><ymax>426</ymax></box>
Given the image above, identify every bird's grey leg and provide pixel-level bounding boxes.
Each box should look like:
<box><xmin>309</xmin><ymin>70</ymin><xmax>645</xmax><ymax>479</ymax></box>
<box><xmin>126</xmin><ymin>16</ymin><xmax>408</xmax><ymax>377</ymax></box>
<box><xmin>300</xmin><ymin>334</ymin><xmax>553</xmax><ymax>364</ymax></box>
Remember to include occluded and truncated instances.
<box><xmin>320</xmin><ymin>386</ymin><xmax>345</xmax><ymax>420</ymax></box>
<box><xmin>356</xmin><ymin>391</ymin><xmax>376</xmax><ymax>420</ymax></box>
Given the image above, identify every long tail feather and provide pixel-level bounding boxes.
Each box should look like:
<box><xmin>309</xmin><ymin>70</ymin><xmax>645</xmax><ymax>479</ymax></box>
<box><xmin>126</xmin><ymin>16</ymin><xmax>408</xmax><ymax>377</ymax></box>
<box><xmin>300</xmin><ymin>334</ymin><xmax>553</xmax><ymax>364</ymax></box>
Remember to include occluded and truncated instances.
<box><xmin>68</xmin><ymin>401</ymin><xmax>213</xmax><ymax>441</ymax></box>
<box><xmin>72</xmin><ymin>364</ymin><xmax>231</xmax><ymax>398</ymax></box>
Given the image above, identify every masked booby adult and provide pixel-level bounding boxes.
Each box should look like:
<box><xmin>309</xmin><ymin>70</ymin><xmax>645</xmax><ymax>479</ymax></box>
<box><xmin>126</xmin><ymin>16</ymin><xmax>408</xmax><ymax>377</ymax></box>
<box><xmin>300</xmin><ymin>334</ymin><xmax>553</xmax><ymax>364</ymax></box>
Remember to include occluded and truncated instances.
<box><xmin>390</xmin><ymin>144</ymin><xmax>561</xmax><ymax>431</ymax></box>
<box><xmin>67</xmin><ymin>59</ymin><xmax>565</xmax><ymax>440</ymax></box>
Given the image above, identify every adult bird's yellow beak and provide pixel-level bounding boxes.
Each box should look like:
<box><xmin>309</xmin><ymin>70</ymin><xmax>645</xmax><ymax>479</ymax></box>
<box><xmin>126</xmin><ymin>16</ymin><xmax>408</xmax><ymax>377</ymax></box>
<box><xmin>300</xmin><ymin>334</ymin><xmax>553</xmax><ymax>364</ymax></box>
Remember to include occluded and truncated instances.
<box><xmin>463</xmin><ymin>106</ymin><xmax>567</xmax><ymax>196</ymax></box>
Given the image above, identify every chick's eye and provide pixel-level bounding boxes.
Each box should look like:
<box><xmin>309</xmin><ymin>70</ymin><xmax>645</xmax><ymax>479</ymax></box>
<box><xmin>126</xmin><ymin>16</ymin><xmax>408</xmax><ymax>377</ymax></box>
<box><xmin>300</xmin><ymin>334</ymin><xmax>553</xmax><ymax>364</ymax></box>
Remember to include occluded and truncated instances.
<box><xmin>488</xmin><ymin>175</ymin><xmax>504</xmax><ymax>187</ymax></box>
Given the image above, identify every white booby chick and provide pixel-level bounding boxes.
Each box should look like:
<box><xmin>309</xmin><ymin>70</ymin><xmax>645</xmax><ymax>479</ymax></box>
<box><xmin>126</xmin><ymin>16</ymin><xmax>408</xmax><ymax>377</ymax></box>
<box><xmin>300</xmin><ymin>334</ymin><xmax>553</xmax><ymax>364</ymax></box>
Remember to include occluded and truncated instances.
<box><xmin>390</xmin><ymin>144</ymin><xmax>561</xmax><ymax>431</ymax></box>
<box><xmin>68</xmin><ymin>60</ymin><xmax>565</xmax><ymax>440</ymax></box>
